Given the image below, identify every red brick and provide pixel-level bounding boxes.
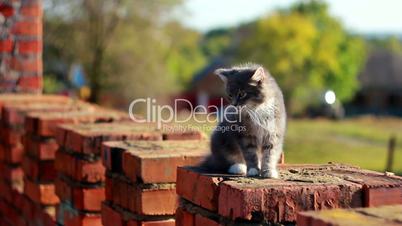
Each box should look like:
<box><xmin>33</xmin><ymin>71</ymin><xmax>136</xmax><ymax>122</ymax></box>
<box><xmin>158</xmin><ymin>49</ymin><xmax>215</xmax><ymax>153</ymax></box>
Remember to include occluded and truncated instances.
<box><xmin>194</xmin><ymin>214</ymin><xmax>219</xmax><ymax>226</ymax></box>
<box><xmin>20</xmin><ymin>3</ymin><xmax>43</xmax><ymax>17</ymax></box>
<box><xmin>0</xmin><ymin>179</ymin><xmax>14</xmax><ymax>200</ymax></box>
<box><xmin>218</xmin><ymin>179</ymin><xmax>362</xmax><ymax>222</ymax></box>
<box><xmin>62</xmin><ymin>122</ymin><xmax>162</xmax><ymax>155</ymax></box>
<box><xmin>176</xmin><ymin>167</ymin><xmax>221</xmax><ymax>212</ymax></box>
<box><xmin>12</xmin><ymin>20</ymin><xmax>42</xmax><ymax>36</ymax></box>
<box><xmin>297</xmin><ymin>206</ymin><xmax>402</xmax><ymax>226</ymax></box>
<box><xmin>175</xmin><ymin>207</ymin><xmax>194</xmax><ymax>226</ymax></box>
<box><xmin>24</xmin><ymin>178</ymin><xmax>59</xmax><ymax>205</ymax></box>
<box><xmin>10</xmin><ymin>57</ymin><xmax>42</xmax><ymax>73</ymax></box>
<box><xmin>32</xmin><ymin>204</ymin><xmax>56</xmax><ymax>226</ymax></box>
<box><xmin>0</xmin><ymin>95</ymin><xmax>69</xmax><ymax>121</ymax></box>
<box><xmin>0</xmin><ymin>128</ymin><xmax>22</xmax><ymax>146</ymax></box>
<box><xmin>101</xmin><ymin>202</ymin><xmax>124</xmax><ymax>226</ymax></box>
<box><xmin>24</xmin><ymin>137</ymin><xmax>58</xmax><ymax>160</ymax></box>
<box><xmin>364</xmin><ymin>186</ymin><xmax>402</xmax><ymax>207</ymax></box>
<box><xmin>0</xmin><ymin>39</ymin><xmax>13</xmax><ymax>52</ymax></box>
<box><xmin>105</xmin><ymin>176</ymin><xmax>113</xmax><ymax>201</ymax></box>
<box><xmin>60</xmin><ymin>203</ymin><xmax>101</xmax><ymax>226</ymax></box>
<box><xmin>0</xmin><ymin>164</ymin><xmax>23</xmax><ymax>183</ymax></box>
<box><xmin>324</xmin><ymin>167</ymin><xmax>402</xmax><ymax>207</ymax></box>
<box><xmin>20</xmin><ymin>195</ymin><xmax>35</xmax><ymax>221</ymax></box>
<box><xmin>0</xmin><ymin>95</ymin><xmax>70</xmax><ymax>121</ymax></box>
<box><xmin>41</xmin><ymin>210</ymin><xmax>57</xmax><ymax>226</ymax></box>
<box><xmin>55</xmin><ymin>150</ymin><xmax>105</xmax><ymax>183</ymax></box>
<box><xmin>128</xmin><ymin>219</ymin><xmax>175</xmax><ymax>226</ymax></box>
<box><xmin>17</xmin><ymin>76</ymin><xmax>43</xmax><ymax>90</ymax></box>
<box><xmin>177</xmin><ymin>164</ymin><xmax>367</xmax><ymax>223</ymax></box>
<box><xmin>102</xmin><ymin>145</ymin><xmax>125</xmax><ymax>173</ymax></box>
<box><xmin>0</xmin><ymin>4</ymin><xmax>14</xmax><ymax>17</ymax></box>
<box><xmin>0</xmin><ymin>143</ymin><xmax>24</xmax><ymax>164</ymax></box>
<box><xmin>28</xmin><ymin>109</ymin><xmax>127</xmax><ymax>137</ymax></box>
<box><xmin>2</xmin><ymin>100</ymin><xmax>82</xmax><ymax>127</ymax></box>
<box><xmin>17</xmin><ymin>40</ymin><xmax>42</xmax><ymax>54</ymax></box>
<box><xmin>55</xmin><ymin>176</ymin><xmax>105</xmax><ymax>211</ymax></box>
<box><xmin>128</xmin><ymin>182</ymin><xmax>177</xmax><ymax>215</ymax></box>
<box><xmin>22</xmin><ymin>155</ymin><xmax>56</xmax><ymax>181</ymax></box>
<box><xmin>0</xmin><ymin>200</ymin><xmax>26</xmax><ymax>226</ymax></box>
<box><xmin>116</xmin><ymin>177</ymin><xmax>129</xmax><ymax>209</ymax></box>
<box><xmin>103</xmin><ymin>140</ymin><xmax>208</xmax><ymax>183</ymax></box>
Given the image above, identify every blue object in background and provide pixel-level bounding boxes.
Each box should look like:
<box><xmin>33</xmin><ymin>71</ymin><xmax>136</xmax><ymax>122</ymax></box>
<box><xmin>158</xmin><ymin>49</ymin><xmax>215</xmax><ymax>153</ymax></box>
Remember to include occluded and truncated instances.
<box><xmin>70</xmin><ymin>64</ymin><xmax>87</xmax><ymax>88</ymax></box>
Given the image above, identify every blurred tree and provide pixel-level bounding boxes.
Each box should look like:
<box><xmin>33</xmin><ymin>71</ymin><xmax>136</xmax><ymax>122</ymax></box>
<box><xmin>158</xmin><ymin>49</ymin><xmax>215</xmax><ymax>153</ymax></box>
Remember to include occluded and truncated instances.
<box><xmin>201</xmin><ymin>28</ymin><xmax>233</xmax><ymax>58</ymax></box>
<box><xmin>164</xmin><ymin>21</ymin><xmax>207</xmax><ymax>88</ymax></box>
<box><xmin>43</xmin><ymin>74</ymin><xmax>65</xmax><ymax>94</ymax></box>
<box><xmin>237</xmin><ymin>0</ymin><xmax>366</xmax><ymax>114</ymax></box>
<box><xmin>368</xmin><ymin>35</ymin><xmax>402</xmax><ymax>55</ymax></box>
<box><xmin>44</xmin><ymin>0</ymin><xmax>203</xmax><ymax>105</ymax></box>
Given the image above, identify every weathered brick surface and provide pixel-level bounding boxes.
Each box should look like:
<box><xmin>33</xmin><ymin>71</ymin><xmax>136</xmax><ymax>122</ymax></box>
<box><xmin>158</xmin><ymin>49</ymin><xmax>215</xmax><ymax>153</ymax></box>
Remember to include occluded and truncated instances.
<box><xmin>101</xmin><ymin>202</ymin><xmax>125</xmax><ymax>226</ymax></box>
<box><xmin>176</xmin><ymin>202</ymin><xmax>223</xmax><ymax>226</ymax></box>
<box><xmin>176</xmin><ymin>164</ymin><xmax>402</xmax><ymax>224</ymax></box>
<box><xmin>55</xmin><ymin>176</ymin><xmax>105</xmax><ymax>212</ymax></box>
<box><xmin>24</xmin><ymin>178</ymin><xmax>59</xmax><ymax>205</ymax></box>
<box><xmin>55</xmin><ymin>150</ymin><xmax>105</xmax><ymax>183</ymax></box>
<box><xmin>58</xmin><ymin>202</ymin><xmax>101</xmax><ymax>226</ymax></box>
<box><xmin>194</xmin><ymin>213</ymin><xmax>220</xmax><ymax>226</ymax></box>
<box><xmin>297</xmin><ymin>205</ymin><xmax>402</xmax><ymax>226</ymax></box>
<box><xmin>0</xmin><ymin>0</ymin><xmax>43</xmax><ymax>93</ymax></box>
<box><xmin>26</xmin><ymin>109</ymin><xmax>129</xmax><ymax>137</ymax></box>
<box><xmin>58</xmin><ymin>122</ymin><xmax>162</xmax><ymax>155</ymax></box>
<box><xmin>102</xmin><ymin>202</ymin><xmax>175</xmax><ymax>226</ymax></box>
<box><xmin>106</xmin><ymin>173</ymin><xmax>177</xmax><ymax>215</ymax></box>
<box><xmin>0</xmin><ymin>127</ymin><xmax>23</xmax><ymax>146</ymax></box>
<box><xmin>1</xmin><ymin>100</ymin><xmax>88</xmax><ymax>127</ymax></box>
<box><xmin>0</xmin><ymin>142</ymin><xmax>24</xmax><ymax>163</ymax></box>
<box><xmin>24</xmin><ymin>136</ymin><xmax>58</xmax><ymax>160</ymax></box>
<box><xmin>22</xmin><ymin>155</ymin><xmax>56</xmax><ymax>182</ymax></box>
<box><xmin>0</xmin><ymin>163</ymin><xmax>23</xmax><ymax>183</ymax></box>
<box><xmin>218</xmin><ymin>179</ymin><xmax>361</xmax><ymax>222</ymax></box>
<box><xmin>176</xmin><ymin>167</ymin><xmax>222</xmax><ymax>212</ymax></box>
<box><xmin>103</xmin><ymin>140</ymin><xmax>208</xmax><ymax>183</ymax></box>
<box><xmin>0</xmin><ymin>94</ymin><xmax>66</xmax><ymax>111</ymax></box>
<box><xmin>314</xmin><ymin>167</ymin><xmax>402</xmax><ymax>207</ymax></box>
<box><xmin>364</xmin><ymin>187</ymin><xmax>402</xmax><ymax>207</ymax></box>
<box><xmin>176</xmin><ymin>207</ymin><xmax>195</xmax><ymax>226</ymax></box>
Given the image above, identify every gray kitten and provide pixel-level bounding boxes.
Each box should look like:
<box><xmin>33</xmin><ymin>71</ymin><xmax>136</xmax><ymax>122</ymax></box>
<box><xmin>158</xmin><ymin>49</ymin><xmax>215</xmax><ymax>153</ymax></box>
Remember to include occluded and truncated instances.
<box><xmin>201</xmin><ymin>64</ymin><xmax>286</xmax><ymax>178</ymax></box>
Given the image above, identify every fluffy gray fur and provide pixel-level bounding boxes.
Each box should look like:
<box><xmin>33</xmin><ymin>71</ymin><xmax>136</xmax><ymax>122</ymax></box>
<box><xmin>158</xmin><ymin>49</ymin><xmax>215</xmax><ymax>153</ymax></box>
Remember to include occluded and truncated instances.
<box><xmin>201</xmin><ymin>63</ymin><xmax>286</xmax><ymax>178</ymax></box>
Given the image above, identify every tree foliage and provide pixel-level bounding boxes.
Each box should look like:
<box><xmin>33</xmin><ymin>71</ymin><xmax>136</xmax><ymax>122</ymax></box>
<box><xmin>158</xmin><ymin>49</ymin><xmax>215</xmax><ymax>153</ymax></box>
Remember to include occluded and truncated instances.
<box><xmin>236</xmin><ymin>1</ymin><xmax>366</xmax><ymax>114</ymax></box>
<box><xmin>44</xmin><ymin>0</ymin><xmax>205</xmax><ymax>105</ymax></box>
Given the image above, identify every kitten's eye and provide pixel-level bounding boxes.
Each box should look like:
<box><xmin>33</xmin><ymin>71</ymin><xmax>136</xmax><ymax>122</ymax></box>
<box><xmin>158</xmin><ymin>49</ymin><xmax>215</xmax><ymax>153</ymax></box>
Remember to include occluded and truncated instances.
<box><xmin>239</xmin><ymin>92</ymin><xmax>247</xmax><ymax>98</ymax></box>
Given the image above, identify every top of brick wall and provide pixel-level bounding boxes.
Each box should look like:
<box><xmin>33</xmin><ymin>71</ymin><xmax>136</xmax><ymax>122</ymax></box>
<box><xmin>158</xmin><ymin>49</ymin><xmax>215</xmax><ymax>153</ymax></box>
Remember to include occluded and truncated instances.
<box><xmin>176</xmin><ymin>164</ymin><xmax>402</xmax><ymax>223</ymax></box>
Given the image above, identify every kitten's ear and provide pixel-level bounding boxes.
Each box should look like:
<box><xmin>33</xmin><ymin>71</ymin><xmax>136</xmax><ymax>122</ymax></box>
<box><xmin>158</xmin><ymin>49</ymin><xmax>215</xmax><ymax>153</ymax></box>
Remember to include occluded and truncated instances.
<box><xmin>251</xmin><ymin>67</ymin><xmax>265</xmax><ymax>83</ymax></box>
<box><xmin>214</xmin><ymin>68</ymin><xmax>232</xmax><ymax>83</ymax></box>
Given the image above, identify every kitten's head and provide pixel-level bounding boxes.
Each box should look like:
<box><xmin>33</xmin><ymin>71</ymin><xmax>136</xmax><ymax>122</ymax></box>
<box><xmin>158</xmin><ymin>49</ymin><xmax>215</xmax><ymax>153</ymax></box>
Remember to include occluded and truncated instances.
<box><xmin>215</xmin><ymin>64</ymin><xmax>267</xmax><ymax>108</ymax></box>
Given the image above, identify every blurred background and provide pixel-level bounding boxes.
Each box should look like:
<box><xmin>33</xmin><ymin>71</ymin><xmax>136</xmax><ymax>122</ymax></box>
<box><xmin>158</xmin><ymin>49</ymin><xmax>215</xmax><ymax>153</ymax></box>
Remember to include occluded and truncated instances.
<box><xmin>42</xmin><ymin>0</ymin><xmax>401</xmax><ymax>174</ymax></box>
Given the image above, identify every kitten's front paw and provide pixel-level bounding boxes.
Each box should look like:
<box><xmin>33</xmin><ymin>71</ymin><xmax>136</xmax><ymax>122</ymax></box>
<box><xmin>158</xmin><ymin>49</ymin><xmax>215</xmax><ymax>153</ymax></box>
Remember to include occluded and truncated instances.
<box><xmin>228</xmin><ymin>163</ymin><xmax>247</xmax><ymax>175</ymax></box>
<box><xmin>261</xmin><ymin>169</ymin><xmax>279</xmax><ymax>178</ymax></box>
<box><xmin>247</xmin><ymin>168</ymin><xmax>260</xmax><ymax>176</ymax></box>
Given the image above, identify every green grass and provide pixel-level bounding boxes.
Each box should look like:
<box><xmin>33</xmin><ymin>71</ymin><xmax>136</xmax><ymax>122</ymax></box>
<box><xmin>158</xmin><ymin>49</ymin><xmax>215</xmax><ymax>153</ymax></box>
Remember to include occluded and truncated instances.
<box><xmin>285</xmin><ymin>117</ymin><xmax>402</xmax><ymax>175</ymax></box>
<box><xmin>185</xmin><ymin>116</ymin><xmax>402</xmax><ymax>175</ymax></box>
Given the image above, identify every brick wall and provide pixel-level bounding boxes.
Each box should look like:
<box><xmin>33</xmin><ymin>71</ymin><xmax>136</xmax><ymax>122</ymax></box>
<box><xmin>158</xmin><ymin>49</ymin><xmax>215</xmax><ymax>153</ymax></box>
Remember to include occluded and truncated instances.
<box><xmin>0</xmin><ymin>0</ymin><xmax>43</xmax><ymax>93</ymax></box>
